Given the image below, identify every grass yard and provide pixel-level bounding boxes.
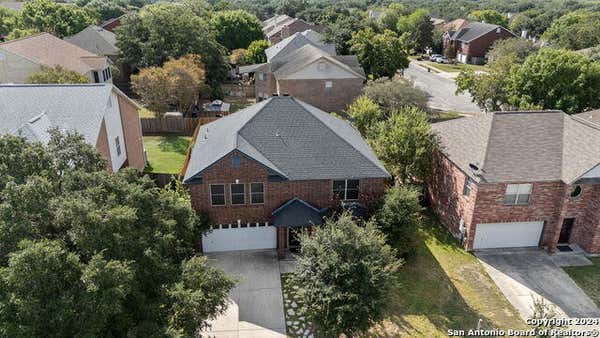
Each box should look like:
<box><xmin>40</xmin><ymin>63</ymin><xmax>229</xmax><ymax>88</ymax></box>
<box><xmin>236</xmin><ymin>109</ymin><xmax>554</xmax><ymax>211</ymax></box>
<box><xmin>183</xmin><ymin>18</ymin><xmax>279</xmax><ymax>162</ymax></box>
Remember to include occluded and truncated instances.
<box><xmin>563</xmin><ymin>258</ymin><xmax>600</xmax><ymax>307</ymax></box>
<box><xmin>144</xmin><ymin>136</ymin><xmax>191</xmax><ymax>174</ymax></box>
<box><xmin>370</xmin><ymin>214</ymin><xmax>525</xmax><ymax>337</ymax></box>
<box><xmin>423</xmin><ymin>61</ymin><xmax>488</xmax><ymax>73</ymax></box>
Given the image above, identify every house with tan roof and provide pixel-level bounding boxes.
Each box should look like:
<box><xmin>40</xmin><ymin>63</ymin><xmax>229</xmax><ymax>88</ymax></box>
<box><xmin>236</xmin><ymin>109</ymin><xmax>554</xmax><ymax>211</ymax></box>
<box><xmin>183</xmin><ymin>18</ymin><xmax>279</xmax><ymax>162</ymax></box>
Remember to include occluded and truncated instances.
<box><xmin>429</xmin><ymin>110</ymin><xmax>600</xmax><ymax>254</ymax></box>
<box><xmin>0</xmin><ymin>33</ymin><xmax>113</xmax><ymax>84</ymax></box>
<box><xmin>262</xmin><ymin>14</ymin><xmax>322</xmax><ymax>44</ymax></box>
<box><xmin>65</xmin><ymin>25</ymin><xmax>120</xmax><ymax>60</ymax></box>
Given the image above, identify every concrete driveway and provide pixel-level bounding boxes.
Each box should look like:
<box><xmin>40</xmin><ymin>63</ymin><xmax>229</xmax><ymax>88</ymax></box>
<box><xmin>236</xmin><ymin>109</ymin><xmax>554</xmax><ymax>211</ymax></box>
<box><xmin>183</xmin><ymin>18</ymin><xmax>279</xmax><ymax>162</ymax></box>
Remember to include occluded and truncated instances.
<box><xmin>403</xmin><ymin>62</ymin><xmax>482</xmax><ymax>113</ymax></box>
<box><xmin>202</xmin><ymin>250</ymin><xmax>286</xmax><ymax>338</ymax></box>
<box><xmin>476</xmin><ymin>249</ymin><xmax>600</xmax><ymax>319</ymax></box>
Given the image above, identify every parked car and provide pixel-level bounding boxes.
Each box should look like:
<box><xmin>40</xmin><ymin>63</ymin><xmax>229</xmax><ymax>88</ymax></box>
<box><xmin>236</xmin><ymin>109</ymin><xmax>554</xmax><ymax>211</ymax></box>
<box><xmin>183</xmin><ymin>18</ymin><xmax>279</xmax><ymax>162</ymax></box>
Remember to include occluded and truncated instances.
<box><xmin>430</xmin><ymin>54</ymin><xmax>442</xmax><ymax>61</ymax></box>
<box><xmin>436</xmin><ymin>56</ymin><xmax>450</xmax><ymax>64</ymax></box>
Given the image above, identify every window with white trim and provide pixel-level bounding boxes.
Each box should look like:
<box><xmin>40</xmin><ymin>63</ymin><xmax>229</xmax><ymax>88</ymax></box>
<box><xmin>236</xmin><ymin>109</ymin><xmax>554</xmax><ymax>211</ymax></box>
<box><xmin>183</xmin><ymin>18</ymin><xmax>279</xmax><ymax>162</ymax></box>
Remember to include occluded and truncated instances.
<box><xmin>115</xmin><ymin>136</ymin><xmax>121</xmax><ymax>156</ymax></box>
<box><xmin>462</xmin><ymin>176</ymin><xmax>473</xmax><ymax>196</ymax></box>
<box><xmin>230</xmin><ymin>183</ymin><xmax>245</xmax><ymax>205</ymax></box>
<box><xmin>333</xmin><ymin>179</ymin><xmax>359</xmax><ymax>200</ymax></box>
<box><xmin>210</xmin><ymin>184</ymin><xmax>226</xmax><ymax>206</ymax></box>
<box><xmin>504</xmin><ymin>183</ymin><xmax>532</xmax><ymax>205</ymax></box>
<box><xmin>250</xmin><ymin>183</ymin><xmax>264</xmax><ymax>204</ymax></box>
<box><xmin>325</xmin><ymin>80</ymin><xmax>333</xmax><ymax>89</ymax></box>
<box><xmin>258</xmin><ymin>72</ymin><xmax>265</xmax><ymax>81</ymax></box>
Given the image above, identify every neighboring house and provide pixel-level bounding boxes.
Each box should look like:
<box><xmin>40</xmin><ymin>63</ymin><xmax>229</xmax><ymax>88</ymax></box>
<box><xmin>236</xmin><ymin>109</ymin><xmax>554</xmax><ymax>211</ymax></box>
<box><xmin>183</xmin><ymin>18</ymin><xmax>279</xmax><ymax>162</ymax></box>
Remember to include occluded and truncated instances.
<box><xmin>442</xmin><ymin>18</ymin><xmax>469</xmax><ymax>33</ymax></box>
<box><xmin>443</xmin><ymin>22</ymin><xmax>516</xmax><ymax>64</ymax></box>
<box><xmin>262</xmin><ymin>14</ymin><xmax>322</xmax><ymax>44</ymax></box>
<box><xmin>239</xmin><ymin>31</ymin><xmax>365</xmax><ymax>112</ymax></box>
<box><xmin>65</xmin><ymin>25</ymin><xmax>120</xmax><ymax>60</ymax></box>
<box><xmin>0</xmin><ymin>33</ymin><xmax>113</xmax><ymax>84</ymax></box>
<box><xmin>431</xmin><ymin>17</ymin><xmax>446</xmax><ymax>26</ymax></box>
<box><xmin>100</xmin><ymin>15</ymin><xmax>126</xmax><ymax>33</ymax></box>
<box><xmin>577</xmin><ymin>109</ymin><xmax>600</xmax><ymax>125</ymax></box>
<box><xmin>429</xmin><ymin>110</ymin><xmax>600</xmax><ymax>254</ymax></box>
<box><xmin>183</xmin><ymin>95</ymin><xmax>390</xmax><ymax>258</ymax></box>
<box><xmin>0</xmin><ymin>84</ymin><xmax>145</xmax><ymax>172</ymax></box>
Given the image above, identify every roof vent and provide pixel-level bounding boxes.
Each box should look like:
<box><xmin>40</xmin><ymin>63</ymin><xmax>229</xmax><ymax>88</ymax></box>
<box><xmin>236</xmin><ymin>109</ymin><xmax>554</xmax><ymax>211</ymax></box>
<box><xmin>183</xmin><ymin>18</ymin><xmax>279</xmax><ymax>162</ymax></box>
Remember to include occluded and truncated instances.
<box><xmin>272</xmin><ymin>93</ymin><xmax>279</xmax><ymax>97</ymax></box>
<box><xmin>282</xmin><ymin>92</ymin><xmax>290</xmax><ymax>96</ymax></box>
<box><xmin>469</xmin><ymin>162</ymin><xmax>483</xmax><ymax>176</ymax></box>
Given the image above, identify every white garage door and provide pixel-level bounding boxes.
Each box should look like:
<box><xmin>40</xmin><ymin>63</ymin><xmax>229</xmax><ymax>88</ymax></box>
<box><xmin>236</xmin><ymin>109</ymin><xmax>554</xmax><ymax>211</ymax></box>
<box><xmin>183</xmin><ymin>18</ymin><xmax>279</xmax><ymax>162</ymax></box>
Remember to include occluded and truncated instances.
<box><xmin>202</xmin><ymin>223</ymin><xmax>277</xmax><ymax>253</ymax></box>
<box><xmin>473</xmin><ymin>221</ymin><xmax>544</xmax><ymax>249</ymax></box>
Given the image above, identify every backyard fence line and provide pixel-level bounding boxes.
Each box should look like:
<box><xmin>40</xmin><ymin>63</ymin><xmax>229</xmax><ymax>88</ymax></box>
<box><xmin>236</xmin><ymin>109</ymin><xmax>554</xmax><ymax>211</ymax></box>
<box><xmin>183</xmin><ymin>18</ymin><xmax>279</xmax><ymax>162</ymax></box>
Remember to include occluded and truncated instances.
<box><xmin>141</xmin><ymin>117</ymin><xmax>218</xmax><ymax>136</ymax></box>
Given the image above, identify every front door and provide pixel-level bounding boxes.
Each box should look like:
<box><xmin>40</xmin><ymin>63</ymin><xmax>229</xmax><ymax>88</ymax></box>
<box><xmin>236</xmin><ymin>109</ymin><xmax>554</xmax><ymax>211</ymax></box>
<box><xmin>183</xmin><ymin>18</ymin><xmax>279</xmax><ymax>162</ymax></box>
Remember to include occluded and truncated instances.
<box><xmin>559</xmin><ymin>218</ymin><xmax>575</xmax><ymax>244</ymax></box>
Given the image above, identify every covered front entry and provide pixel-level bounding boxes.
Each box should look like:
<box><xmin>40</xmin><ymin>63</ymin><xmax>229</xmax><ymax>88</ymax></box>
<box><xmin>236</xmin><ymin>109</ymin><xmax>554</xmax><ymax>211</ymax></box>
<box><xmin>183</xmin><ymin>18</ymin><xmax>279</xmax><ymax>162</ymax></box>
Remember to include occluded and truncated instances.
<box><xmin>202</xmin><ymin>223</ymin><xmax>277</xmax><ymax>253</ymax></box>
<box><xmin>272</xmin><ymin>197</ymin><xmax>326</xmax><ymax>258</ymax></box>
<box><xmin>473</xmin><ymin>221</ymin><xmax>544</xmax><ymax>250</ymax></box>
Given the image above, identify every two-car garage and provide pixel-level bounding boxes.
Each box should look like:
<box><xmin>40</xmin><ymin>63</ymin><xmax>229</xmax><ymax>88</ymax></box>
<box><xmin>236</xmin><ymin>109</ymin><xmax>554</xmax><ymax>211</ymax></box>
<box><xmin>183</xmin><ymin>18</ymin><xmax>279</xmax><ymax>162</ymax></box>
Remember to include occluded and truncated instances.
<box><xmin>473</xmin><ymin>221</ymin><xmax>544</xmax><ymax>250</ymax></box>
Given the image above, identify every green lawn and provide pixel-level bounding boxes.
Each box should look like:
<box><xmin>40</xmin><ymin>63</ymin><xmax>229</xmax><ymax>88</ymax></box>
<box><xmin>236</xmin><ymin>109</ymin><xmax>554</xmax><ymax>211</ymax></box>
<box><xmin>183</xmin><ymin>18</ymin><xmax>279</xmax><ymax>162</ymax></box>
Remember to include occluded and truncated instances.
<box><xmin>144</xmin><ymin>136</ymin><xmax>191</xmax><ymax>174</ymax></box>
<box><xmin>423</xmin><ymin>61</ymin><xmax>488</xmax><ymax>73</ymax></box>
<box><xmin>564</xmin><ymin>258</ymin><xmax>600</xmax><ymax>307</ymax></box>
<box><xmin>370</xmin><ymin>215</ymin><xmax>525</xmax><ymax>337</ymax></box>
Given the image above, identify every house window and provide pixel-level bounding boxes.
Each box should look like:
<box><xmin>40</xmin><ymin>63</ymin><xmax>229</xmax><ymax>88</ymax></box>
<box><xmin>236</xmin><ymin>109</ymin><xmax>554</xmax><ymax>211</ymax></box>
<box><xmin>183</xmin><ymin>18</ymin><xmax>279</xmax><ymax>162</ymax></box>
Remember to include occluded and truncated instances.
<box><xmin>210</xmin><ymin>184</ymin><xmax>226</xmax><ymax>206</ymax></box>
<box><xmin>93</xmin><ymin>71</ymin><xmax>100</xmax><ymax>83</ymax></box>
<box><xmin>325</xmin><ymin>81</ymin><xmax>333</xmax><ymax>89</ymax></box>
<box><xmin>504</xmin><ymin>183</ymin><xmax>532</xmax><ymax>205</ymax></box>
<box><xmin>333</xmin><ymin>179</ymin><xmax>359</xmax><ymax>200</ymax></box>
<box><xmin>230</xmin><ymin>183</ymin><xmax>245</xmax><ymax>205</ymax></box>
<box><xmin>258</xmin><ymin>72</ymin><xmax>265</xmax><ymax>81</ymax></box>
<box><xmin>232</xmin><ymin>155</ymin><xmax>241</xmax><ymax>168</ymax></box>
<box><xmin>317</xmin><ymin>61</ymin><xmax>326</xmax><ymax>71</ymax></box>
<box><xmin>250</xmin><ymin>183</ymin><xmax>264</xmax><ymax>204</ymax></box>
<box><xmin>462</xmin><ymin>176</ymin><xmax>473</xmax><ymax>196</ymax></box>
<box><xmin>115</xmin><ymin>136</ymin><xmax>121</xmax><ymax>156</ymax></box>
<box><xmin>570</xmin><ymin>185</ymin><xmax>582</xmax><ymax>198</ymax></box>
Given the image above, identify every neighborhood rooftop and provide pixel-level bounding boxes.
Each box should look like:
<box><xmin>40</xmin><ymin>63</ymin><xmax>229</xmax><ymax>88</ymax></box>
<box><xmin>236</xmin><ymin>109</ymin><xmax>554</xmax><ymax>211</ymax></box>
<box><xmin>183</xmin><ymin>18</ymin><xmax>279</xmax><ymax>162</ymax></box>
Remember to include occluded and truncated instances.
<box><xmin>450</xmin><ymin>22</ymin><xmax>513</xmax><ymax>42</ymax></box>
<box><xmin>265</xmin><ymin>30</ymin><xmax>335</xmax><ymax>62</ymax></box>
<box><xmin>184</xmin><ymin>96</ymin><xmax>390</xmax><ymax>183</ymax></box>
<box><xmin>432</xmin><ymin>110</ymin><xmax>600</xmax><ymax>184</ymax></box>
<box><xmin>64</xmin><ymin>25</ymin><xmax>119</xmax><ymax>56</ymax></box>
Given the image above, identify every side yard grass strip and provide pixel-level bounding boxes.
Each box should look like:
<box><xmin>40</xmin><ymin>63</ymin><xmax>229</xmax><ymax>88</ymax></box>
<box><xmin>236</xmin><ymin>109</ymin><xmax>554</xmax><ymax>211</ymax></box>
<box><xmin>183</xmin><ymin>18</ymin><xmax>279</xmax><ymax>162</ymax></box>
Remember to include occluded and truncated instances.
<box><xmin>563</xmin><ymin>257</ymin><xmax>600</xmax><ymax>307</ymax></box>
<box><xmin>143</xmin><ymin>135</ymin><xmax>191</xmax><ymax>174</ymax></box>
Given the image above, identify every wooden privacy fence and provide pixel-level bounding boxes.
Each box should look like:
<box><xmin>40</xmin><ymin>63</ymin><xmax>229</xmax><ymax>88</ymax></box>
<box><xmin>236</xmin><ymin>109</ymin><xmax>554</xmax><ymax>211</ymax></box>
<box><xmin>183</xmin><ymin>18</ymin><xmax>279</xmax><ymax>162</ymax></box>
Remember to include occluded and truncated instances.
<box><xmin>141</xmin><ymin>117</ymin><xmax>217</xmax><ymax>136</ymax></box>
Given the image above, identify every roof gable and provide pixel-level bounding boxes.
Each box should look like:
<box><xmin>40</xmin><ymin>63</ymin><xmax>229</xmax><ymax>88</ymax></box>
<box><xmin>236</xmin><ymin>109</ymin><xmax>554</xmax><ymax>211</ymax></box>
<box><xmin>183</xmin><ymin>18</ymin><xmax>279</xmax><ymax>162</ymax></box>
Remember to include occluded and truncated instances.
<box><xmin>451</xmin><ymin>22</ymin><xmax>514</xmax><ymax>42</ymax></box>
<box><xmin>64</xmin><ymin>25</ymin><xmax>119</xmax><ymax>56</ymax></box>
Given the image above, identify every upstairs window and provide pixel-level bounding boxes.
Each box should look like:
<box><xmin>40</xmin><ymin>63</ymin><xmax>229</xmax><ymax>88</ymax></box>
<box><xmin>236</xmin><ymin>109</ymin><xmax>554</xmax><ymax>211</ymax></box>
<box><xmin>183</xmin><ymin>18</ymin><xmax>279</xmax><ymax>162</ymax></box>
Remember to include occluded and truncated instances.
<box><xmin>258</xmin><ymin>72</ymin><xmax>265</xmax><ymax>81</ymax></box>
<box><xmin>230</xmin><ymin>183</ymin><xmax>245</xmax><ymax>205</ymax></box>
<box><xmin>504</xmin><ymin>183</ymin><xmax>532</xmax><ymax>205</ymax></box>
<box><xmin>325</xmin><ymin>81</ymin><xmax>333</xmax><ymax>89</ymax></box>
<box><xmin>210</xmin><ymin>184</ymin><xmax>226</xmax><ymax>206</ymax></box>
<box><xmin>115</xmin><ymin>136</ymin><xmax>122</xmax><ymax>156</ymax></box>
<box><xmin>93</xmin><ymin>71</ymin><xmax>100</xmax><ymax>83</ymax></box>
<box><xmin>462</xmin><ymin>177</ymin><xmax>473</xmax><ymax>196</ymax></box>
<box><xmin>232</xmin><ymin>155</ymin><xmax>241</xmax><ymax>168</ymax></box>
<box><xmin>250</xmin><ymin>183</ymin><xmax>264</xmax><ymax>204</ymax></box>
<box><xmin>333</xmin><ymin>179</ymin><xmax>359</xmax><ymax>200</ymax></box>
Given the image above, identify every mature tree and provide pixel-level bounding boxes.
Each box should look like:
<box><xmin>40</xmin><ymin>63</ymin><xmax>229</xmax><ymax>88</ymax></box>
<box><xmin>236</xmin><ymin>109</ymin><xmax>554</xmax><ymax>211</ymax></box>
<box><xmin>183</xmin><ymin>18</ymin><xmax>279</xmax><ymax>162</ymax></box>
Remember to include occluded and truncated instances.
<box><xmin>350</xmin><ymin>28</ymin><xmax>410</xmax><ymax>78</ymax></box>
<box><xmin>346</xmin><ymin>95</ymin><xmax>383</xmax><ymax>136</ymax></box>
<box><xmin>396</xmin><ymin>8</ymin><xmax>434</xmax><ymax>52</ymax></box>
<box><xmin>456</xmin><ymin>56</ymin><xmax>517</xmax><ymax>112</ymax></box>
<box><xmin>116</xmin><ymin>3</ymin><xmax>228</xmax><ymax>94</ymax></box>
<box><xmin>180</xmin><ymin>0</ymin><xmax>213</xmax><ymax>17</ymax></box>
<box><xmin>542</xmin><ymin>11</ymin><xmax>600</xmax><ymax>50</ymax></box>
<box><xmin>468</xmin><ymin>9</ymin><xmax>508</xmax><ymax>27</ymax></box>
<box><xmin>5</xmin><ymin>28</ymin><xmax>40</xmax><ymax>40</ymax></box>
<box><xmin>580</xmin><ymin>46</ymin><xmax>600</xmax><ymax>62</ymax></box>
<box><xmin>20</xmin><ymin>0</ymin><xmax>98</xmax><ymax>38</ymax></box>
<box><xmin>375</xmin><ymin>185</ymin><xmax>423</xmax><ymax>257</ymax></box>
<box><xmin>291</xmin><ymin>212</ymin><xmax>401</xmax><ymax>337</ymax></box>
<box><xmin>370</xmin><ymin>107</ymin><xmax>438</xmax><ymax>182</ymax></box>
<box><xmin>378</xmin><ymin>3</ymin><xmax>405</xmax><ymax>31</ymax></box>
<box><xmin>132</xmin><ymin>54</ymin><xmax>206</xmax><ymax>115</ymax></box>
<box><xmin>76</xmin><ymin>0</ymin><xmax>127</xmax><ymax>22</ymax></box>
<box><xmin>362</xmin><ymin>77</ymin><xmax>428</xmax><ymax>111</ymax></box>
<box><xmin>0</xmin><ymin>7</ymin><xmax>17</xmax><ymax>36</ymax></box>
<box><xmin>508</xmin><ymin>13</ymin><xmax>532</xmax><ymax>35</ymax></box>
<box><xmin>487</xmin><ymin>37</ymin><xmax>539</xmax><ymax>64</ymax></box>
<box><xmin>210</xmin><ymin>10</ymin><xmax>263</xmax><ymax>51</ymax></box>
<box><xmin>0</xmin><ymin>132</ymin><xmax>235</xmax><ymax>336</ymax></box>
<box><xmin>276</xmin><ymin>0</ymin><xmax>305</xmax><ymax>17</ymax></box>
<box><xmin>322</xmin><ymin>14</ymin><xmax>364</xmax><ymax>55</ymax></box>
<box><xmin>230</xmin><ymin>48</ymin><xmax>248</xmax><ymax>65</ymax></box>
<box><xmin>27</xmin><ymin>65</ymin><xmax>89</xmax><ymax>84</ymax></box>
<box><xmin>245</xmin><ymin>39</ymin><xmax>269</xmax><ymax>64</ymax></box>
<box><xmin>507</xmin><ymin>49</ymin><xmax>600</xmax><ymax>113</ymax></box>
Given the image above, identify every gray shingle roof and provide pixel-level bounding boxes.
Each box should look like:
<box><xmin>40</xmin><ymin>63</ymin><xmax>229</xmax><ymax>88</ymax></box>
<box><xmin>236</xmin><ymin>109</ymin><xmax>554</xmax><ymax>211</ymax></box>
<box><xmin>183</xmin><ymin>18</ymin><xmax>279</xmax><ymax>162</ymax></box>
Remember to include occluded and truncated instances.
<box><xmin>183</xmin><ymin>96</ymin><xmax>390</xmax><ymax>183</ymax></box>
<box><xmin>432</xmin><ymin>111</ymin><xmax>600</xmax><ymax>184</ymax></box>
<box><xmin>450</xmin><ymin>22</ymin><xmax>514</xmax><ymax>42</ymax></box>
<box><xmin>271</xmin><ymin>197</ymin><xmax>325</xmax><ymax>227</ymax></box>
<box><xmin>64</xmin><ymin>25</ymin><xmax>119</xmax><ymax>57</ymax></box>
<box><xmin>265</xmin><ymin>30</ymin><xmax>335</xmax><ymax>62</ymax></box>
<box><xmin>0</xmin><ymin>84</ymin><xmax>114</xmax><ymax>144</ymax></box>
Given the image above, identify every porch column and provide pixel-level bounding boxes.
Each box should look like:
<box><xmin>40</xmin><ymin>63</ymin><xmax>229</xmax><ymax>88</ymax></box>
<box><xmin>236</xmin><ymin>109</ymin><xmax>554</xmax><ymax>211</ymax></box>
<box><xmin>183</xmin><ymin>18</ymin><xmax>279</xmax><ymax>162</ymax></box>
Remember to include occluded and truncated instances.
<box><xmin>277</xmin><ymin>227</ymin><xmax>286</xmax><ymax>259</ymax></box>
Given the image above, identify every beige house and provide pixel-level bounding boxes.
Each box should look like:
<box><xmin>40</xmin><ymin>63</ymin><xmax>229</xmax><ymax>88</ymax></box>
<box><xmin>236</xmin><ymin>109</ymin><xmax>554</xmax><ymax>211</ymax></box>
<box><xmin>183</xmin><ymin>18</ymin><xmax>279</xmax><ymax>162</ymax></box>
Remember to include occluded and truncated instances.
<box><xmin>65</xmin><ymin>25</ymin><xmax>120</xmax><ymax>60</ymax></box>
<box><xmin>0</xmin><ymin>33</ymin><xmax>112</xmax><ymax>84</ymax></box>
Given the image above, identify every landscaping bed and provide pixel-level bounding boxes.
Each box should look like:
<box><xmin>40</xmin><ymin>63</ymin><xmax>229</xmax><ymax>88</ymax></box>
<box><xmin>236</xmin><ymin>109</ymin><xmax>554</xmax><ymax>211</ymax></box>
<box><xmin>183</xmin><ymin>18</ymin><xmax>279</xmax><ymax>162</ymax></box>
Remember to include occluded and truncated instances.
<box><xmin>143</xmin><ymin>135</ymin><xmax>191</xmax><ymax>174</ymax></box>
<box><xmin>563</xmin><ymin>257</ymin><xmax>600</xmax><ymax>307</ymax></box>
<box><xmin>423</xmin><ymin>61</ymin><xmax>488</xmax><ymax>73</ymax></box>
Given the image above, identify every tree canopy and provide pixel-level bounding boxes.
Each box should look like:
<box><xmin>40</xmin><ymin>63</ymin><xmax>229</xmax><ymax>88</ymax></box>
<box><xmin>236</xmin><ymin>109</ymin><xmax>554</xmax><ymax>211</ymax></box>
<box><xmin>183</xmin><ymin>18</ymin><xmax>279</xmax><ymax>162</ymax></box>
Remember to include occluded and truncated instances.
<box><xmin>20</xmin><ymin>0</ymin><xmax>98</xmax><ymax>38</ymax></box>
<box><xmin>245</xmin><ymin>39</ymin><xmax>270</xmax><ymax>64</ymax></box>
<box><xmin>362</xmin><ymin>77</ymin><xmax>428</xmax><ymax>112</ymax></box>
<box><xmin>27</xmin><ymin>65</ymin><xmax>89</xmax><ymax>84</ymax></box>
<box><xmin>0</xmin><ymin>132</ymin><xmax>234</xmax><ymax>336</ymax></box>
<box><xmin>468</xmin><ymin>9</ymin><xmax>509</xmax><ymax>27</ymax></box>
<box><xmin>290</xmin><ymin>212</ymin><xmax>401</xmax><ymax>337</ymax></box>
<box><xmin>210</xmin><ymin>10</ymin><xmax>264</xmax><ymax>50</ymax></box>
<box><xmin>396</xmin><ymin>8</ymin><xmax>434</xmax><ymax>52</ymax></box>
<box><xmin>542</xmin><ymin>11</ymin><xmax>600</xmax><ymax>50</ymax></box>
<box><xmin>487</xmin><ymin>37</ymin><xmax>539</xmax><ymax>64</ymax></box>
<box><xmin>350</xmin><ymin>28</ymin><xmax>410</xmax><ymax>79</ymax></box>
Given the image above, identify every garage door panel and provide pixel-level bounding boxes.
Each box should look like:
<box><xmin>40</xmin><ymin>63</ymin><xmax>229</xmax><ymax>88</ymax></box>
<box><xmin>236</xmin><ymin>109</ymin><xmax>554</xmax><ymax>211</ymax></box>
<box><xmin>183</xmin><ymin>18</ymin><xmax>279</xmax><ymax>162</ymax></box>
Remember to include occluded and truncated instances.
<box><xmin>202</xmin><ymin>225</ymin><xmax>277</xmax><ymax>253</ymax></box>
<box><xmin>473</xmin><ymin>221</ymin><xmax>543</xmax><ymax>249</ymax></box>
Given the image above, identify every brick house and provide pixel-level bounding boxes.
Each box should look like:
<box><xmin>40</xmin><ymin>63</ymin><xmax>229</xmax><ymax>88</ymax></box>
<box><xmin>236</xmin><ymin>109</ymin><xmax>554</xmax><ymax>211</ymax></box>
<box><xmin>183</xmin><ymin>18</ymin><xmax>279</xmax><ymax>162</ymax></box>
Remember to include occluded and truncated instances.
<box><xmin>262</xmin><ymin>14</ymin><xmax>322</xmax><ymax>44</ymax></box>
<box><xmin>182</xmin><ymin>96</ymin><xmax>390</xmax><ymax>258</ymax></box>
<box><xmin>429</xmin><ymin>111</ymin><xmax>600</xmax><ymax>253</ymax></box>
<box><xmin>239</xmin><ymin>31</ymin><xmax>365</xmax><ymax>112</ymax></box>
<box><xmin>0</xmin><ymin>84</ymin><xmax>145</xmax><ymax>172</ymax></box>
<box><xmin>443</xmin><ymin>22</ymin><xmax>516</xmax><ymax>64</ymax></box>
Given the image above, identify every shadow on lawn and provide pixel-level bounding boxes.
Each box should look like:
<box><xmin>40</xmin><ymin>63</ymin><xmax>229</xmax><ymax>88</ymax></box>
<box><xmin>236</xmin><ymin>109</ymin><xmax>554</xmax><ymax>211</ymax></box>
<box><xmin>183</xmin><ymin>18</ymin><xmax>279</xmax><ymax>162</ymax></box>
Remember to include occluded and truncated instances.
<box><xmin>157</xmin><ymin>136</ymin><xmax>190</xmax><ymax>155</ymax></box>
<box><xmin>369</xmin><ymin>216</ymin><xmax>508</xmax><ymax>337</ymax></box>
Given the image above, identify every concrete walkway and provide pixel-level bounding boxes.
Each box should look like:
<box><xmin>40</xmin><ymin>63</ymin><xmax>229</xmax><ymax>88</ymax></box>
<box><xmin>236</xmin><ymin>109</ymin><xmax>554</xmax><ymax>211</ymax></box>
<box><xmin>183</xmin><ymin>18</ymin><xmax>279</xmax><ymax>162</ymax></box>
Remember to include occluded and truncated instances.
<box><xmin>202</xmin><ymin>250</ymin><xmax>287</xmax><ymax>338</ymax></box>
<box><xmin>476</xmin><ymin>249</ymin><xmax>600</xmax><ymax>320</ymax></box>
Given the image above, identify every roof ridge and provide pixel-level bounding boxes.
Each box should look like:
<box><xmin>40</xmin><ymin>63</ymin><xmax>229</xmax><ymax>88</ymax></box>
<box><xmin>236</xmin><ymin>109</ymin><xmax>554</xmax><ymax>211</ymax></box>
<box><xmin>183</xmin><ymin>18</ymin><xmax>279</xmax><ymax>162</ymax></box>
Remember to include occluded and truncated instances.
<box><xmin>479</xmin><ymin>113</ymin><xmax>497</xmax><ymax>180</ymax></box>
<box><xmin>0</xmin><ymin>32</ymin><xmax>49</xmax><ymax>46</ymax></box>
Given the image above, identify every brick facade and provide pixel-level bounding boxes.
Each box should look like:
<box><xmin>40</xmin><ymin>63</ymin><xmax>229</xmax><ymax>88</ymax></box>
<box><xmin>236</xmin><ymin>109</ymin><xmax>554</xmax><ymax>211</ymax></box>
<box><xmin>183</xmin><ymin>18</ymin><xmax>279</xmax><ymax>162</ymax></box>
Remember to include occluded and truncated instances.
<box><xmin>268</xmin><ymin>21</ymin><xmax>322</xmax><ymax>44</ymax></box>
<box><xmin>445</xmin><ymin>27</ymin><xmax>514</xmax><ymax>64</ymax></box>
<box><xmin>187</xmin><ymin>151</ymin><xmax>387</xmax><ymax>225</ymax></box>
<box><xmin>429</xmin><ymin>153</ymin><xmax>600</xmax><ymax>253</ymax></box>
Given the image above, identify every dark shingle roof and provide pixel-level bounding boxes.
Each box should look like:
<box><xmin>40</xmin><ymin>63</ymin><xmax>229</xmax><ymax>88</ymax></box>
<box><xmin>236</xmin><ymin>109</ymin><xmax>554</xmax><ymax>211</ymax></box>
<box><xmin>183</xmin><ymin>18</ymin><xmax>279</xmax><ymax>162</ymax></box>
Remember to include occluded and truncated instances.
<box><xmin>271</xmin><ymin>198</ymin><xmax>325</xmax><ymax>227</ymax></box>
<box><xmin>265</xmin><ymin>31</ymin><xmax>335</xmax><ymax>62</ymax></box>
<box><xmin>432</xmin><ymin>111</ymin><xmax>600</xmax><ymax>184</ymax></box>
<box><xmin>451</xmin><ymin>22</ymin><xmax>514</xmax><ymax>42</ymax></box>
<box><xmin>183</xmin><ymin>96</ymin><xmax>390</xmax><ymax>183</ymax></box>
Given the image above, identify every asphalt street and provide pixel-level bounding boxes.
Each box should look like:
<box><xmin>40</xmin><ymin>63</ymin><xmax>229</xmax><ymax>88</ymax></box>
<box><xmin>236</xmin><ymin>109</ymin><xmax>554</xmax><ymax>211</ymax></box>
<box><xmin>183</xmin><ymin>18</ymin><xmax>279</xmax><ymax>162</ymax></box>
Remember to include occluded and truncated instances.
<box><xmin>403</xmin><ymin>62</ymin><xmax>482</xmax><ymax>113</ymax></box>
